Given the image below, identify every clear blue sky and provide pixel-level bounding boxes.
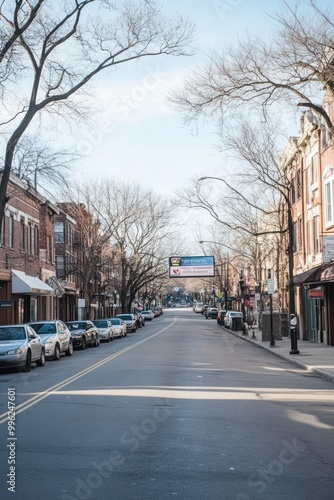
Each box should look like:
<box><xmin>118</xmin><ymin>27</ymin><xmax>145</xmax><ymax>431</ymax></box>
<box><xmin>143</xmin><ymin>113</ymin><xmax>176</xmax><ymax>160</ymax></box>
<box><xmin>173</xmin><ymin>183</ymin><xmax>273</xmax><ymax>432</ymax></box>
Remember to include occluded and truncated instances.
<box><xmin>71</xmin><ymin>1</ymin><xmax>300</xmax><ymax>197</ymax></box>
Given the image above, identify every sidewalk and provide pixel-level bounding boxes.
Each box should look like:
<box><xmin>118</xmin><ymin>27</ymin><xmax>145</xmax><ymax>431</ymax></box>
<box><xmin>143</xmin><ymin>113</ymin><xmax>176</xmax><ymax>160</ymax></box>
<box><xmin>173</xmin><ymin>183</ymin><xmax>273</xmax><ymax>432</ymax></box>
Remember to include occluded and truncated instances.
<box><xmin>223</xmin><ymin>324</ymin><xmax>334</xmax><ymax>383</ymax></box>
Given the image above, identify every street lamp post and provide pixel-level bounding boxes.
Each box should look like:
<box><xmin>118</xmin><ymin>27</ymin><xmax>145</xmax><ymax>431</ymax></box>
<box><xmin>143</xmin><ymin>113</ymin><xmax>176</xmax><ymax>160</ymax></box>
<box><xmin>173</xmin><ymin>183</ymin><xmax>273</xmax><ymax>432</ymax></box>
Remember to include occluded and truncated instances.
<box><xmin>267</xmin><ymin>269</ymin><xmax>275</xmax><ymax>347</ymax></box>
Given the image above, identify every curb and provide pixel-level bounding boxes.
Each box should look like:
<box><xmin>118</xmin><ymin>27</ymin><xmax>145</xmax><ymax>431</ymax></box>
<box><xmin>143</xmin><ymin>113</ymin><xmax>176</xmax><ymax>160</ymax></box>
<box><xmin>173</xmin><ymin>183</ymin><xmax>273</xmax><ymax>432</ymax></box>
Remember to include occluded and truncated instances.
<box><xmin>222</xmin><ymin>326</ymin><xmax>334</xmax><ymax>384</ymax></box>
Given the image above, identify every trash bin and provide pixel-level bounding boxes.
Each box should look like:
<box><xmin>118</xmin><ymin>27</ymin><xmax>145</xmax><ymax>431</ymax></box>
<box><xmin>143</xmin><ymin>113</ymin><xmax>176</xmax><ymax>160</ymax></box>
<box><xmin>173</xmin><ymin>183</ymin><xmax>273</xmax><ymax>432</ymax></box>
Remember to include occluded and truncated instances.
<box><xmin>232</xmin><ymin>317</ymin><xmax>244</xmax><ymax>331</ymax></box>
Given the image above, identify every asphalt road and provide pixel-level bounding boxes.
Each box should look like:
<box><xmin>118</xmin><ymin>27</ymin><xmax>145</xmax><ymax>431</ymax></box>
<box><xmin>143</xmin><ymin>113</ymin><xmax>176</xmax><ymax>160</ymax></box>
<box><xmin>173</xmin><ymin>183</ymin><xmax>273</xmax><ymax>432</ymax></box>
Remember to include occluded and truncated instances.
<box><xmin>0</xmin><ymin>308</ymin><xmax>333</xmax><ymax>500</ymax></box>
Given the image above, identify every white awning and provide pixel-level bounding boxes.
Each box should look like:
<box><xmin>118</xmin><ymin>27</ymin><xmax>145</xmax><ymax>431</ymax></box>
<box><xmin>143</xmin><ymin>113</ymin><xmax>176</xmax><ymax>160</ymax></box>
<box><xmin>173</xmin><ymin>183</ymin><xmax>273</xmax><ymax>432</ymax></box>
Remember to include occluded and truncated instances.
<box><xmin>12</xmin><ymin>269</ymin><xmax>54</xmax><ymax>295</ymax></box>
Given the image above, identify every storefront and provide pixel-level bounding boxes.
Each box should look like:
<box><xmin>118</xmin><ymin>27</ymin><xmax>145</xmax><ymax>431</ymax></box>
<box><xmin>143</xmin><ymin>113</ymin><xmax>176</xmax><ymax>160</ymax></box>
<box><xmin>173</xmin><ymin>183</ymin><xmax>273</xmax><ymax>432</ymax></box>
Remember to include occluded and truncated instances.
<box><xmin>11</xmin><ymin>269</ymin><xmax>54</xmax><ymax>323</ymax></box>
<box><xmin>294</xmin><ymin>264</ymin><xmax>334</xmax><ymax>346</ymax></box>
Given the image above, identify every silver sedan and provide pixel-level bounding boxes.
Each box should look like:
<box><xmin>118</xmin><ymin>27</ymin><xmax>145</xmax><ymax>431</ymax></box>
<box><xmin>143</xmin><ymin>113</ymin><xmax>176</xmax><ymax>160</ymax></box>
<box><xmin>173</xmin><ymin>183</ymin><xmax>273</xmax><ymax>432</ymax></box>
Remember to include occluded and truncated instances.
<box><xmin>0</xmin><ymin>324</ymin><xmax>46</xmax><ymax>372</ymax></box>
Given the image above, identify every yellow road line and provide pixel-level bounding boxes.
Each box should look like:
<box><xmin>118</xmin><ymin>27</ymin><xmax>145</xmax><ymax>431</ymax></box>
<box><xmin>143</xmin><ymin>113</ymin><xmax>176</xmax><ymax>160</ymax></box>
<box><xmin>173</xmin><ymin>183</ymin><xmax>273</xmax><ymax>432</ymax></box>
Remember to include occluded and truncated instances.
<box><xmin>0</xmin><ymin>319</ymin><xmax>176</xmax><ymax>424</ymax></box>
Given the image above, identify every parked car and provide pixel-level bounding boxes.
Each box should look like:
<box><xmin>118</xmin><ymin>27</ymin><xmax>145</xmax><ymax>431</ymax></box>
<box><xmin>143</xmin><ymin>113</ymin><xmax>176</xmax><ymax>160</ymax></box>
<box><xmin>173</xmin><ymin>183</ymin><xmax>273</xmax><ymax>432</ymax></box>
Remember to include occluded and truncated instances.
<box><xmin>0</xmin><ymin>324</ymin><xmax>45</xmax><ymax>372</ymax></box>
<box><xmin>205</xmin><ymin>307</ymin><xmax>219</xmax><ymax>319</ymax></box>
<box><xmin>109</xmin><ymin>318</ymin><xmax>127</xmax><ymax>338</ymax></box>
<box><xmin>65</xmin><ymin>320</ymin><xmax>100</xmax><ymax>349</ymax></box>
<box><xmin>217</xmin><ymin>310</ymin><xmax>227</xmax><ymax>325</ymax></box>
<box><xmin>116</xmin><ymin>313</ymin><xmax>137</xmax><ymax>333</ymax></box>
<box><xmin>28</xmin><ymin>320</ymin><xmax>74</xmax><ymax>360</ymax></box>
<box><xmin>224</xmin><ymin>311</ymin><xmax>244</xmax><ymax>330</ymax></box>
<box><xmin>133</xmin><ymin>312</ymin><xmax>144</xmax><ymax>328</ymax></box>
<box><xmin>194</xmin><ymin>302</ymin><xmax>203</xmax><ymax>313</ymax></box>
<box><xmin>92</xmin><ymin>319</ymin><xmax>114</xmax><ymax>342</ymax></box>
<box><xmin>141</xmin><ymin>309</ymin><xmax>155</xmax><ymax>321</ymax></box>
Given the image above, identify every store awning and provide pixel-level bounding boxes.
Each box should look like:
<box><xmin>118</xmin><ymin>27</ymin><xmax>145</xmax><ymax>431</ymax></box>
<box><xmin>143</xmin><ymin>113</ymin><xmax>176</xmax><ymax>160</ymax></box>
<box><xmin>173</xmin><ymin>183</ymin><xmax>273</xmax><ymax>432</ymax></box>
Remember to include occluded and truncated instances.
<box><xmin>293</xmin><ymin>263</ymin><xmax>334</xmax><ymax>286</ymax></box>
<box><xmin>305</xmin><ymin>263</ymin><xmax>334</xmax><ymax>284</ymax></box>
<box><xmin>293</xmin><ymin>265</ymin><xmax>323</xmax><ymax>286</ymax></box>
<box><xmin>12</xmin><ymin>269</ymin><xmax>54</xmax><ymax>295</ymax></box>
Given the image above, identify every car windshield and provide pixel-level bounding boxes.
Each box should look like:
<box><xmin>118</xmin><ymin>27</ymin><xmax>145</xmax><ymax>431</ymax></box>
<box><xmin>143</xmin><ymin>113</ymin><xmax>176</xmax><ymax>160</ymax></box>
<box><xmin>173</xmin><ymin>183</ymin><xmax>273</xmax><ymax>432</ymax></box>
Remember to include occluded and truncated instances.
<box><xmin>92</xmin><ymin>321</ymin><xmax>107</xmax><ymax>328</ymax></box>
<box><xmin>117</xmin><ymin>315</ymin><xmax>132</xmax><ymax>320</ymax></box>
<box><xmin>30</xmin><ymin>323</ymin><xmax>56</xmax><ymax>334</ymax></box>
<box><xmin>110</xmin><ymin>319</ymin><xmax>121</xmax><ymax>325</ymax></box>
<box><xmin>0</xmin><ymin>327</ymin><xmax>26</xmax><ymax>341</ymax></box>
<box><xmin>66</xmin><ymin>322</ymin><xmax>88</xmax><ymax>331</ymax></box>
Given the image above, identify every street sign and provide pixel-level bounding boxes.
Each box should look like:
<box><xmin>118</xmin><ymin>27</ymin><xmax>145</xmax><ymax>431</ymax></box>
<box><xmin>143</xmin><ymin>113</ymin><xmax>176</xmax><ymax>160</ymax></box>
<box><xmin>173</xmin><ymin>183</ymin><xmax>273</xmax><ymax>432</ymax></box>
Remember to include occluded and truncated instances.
<box><xmin>268</xmin><ymin>278</ymin><xmax>275</xmax><ymax>294</ymax></box>
<box><xmin>0</xmin><ymin>300</ymin><xmax>12</xmax><ymax>307</ymax></box>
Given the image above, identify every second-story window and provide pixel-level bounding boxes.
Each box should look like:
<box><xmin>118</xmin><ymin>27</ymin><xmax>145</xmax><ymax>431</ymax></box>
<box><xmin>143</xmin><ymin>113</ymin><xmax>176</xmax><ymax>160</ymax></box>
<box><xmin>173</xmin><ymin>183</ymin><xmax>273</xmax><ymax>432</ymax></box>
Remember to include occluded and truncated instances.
<box><xmin>56</xmin><ymin>256</ymin><xmax>65</xmax><ymax>279</ymax></box>
<box><xmin>34</xmin><ymin>224</ymin><xmax>39</xmax><ymax>255</ymax></box>
<box><xmin>296</xmin><ymin>169</ymin><xmax>302</xmax><ymax>199</ymax></box>
<box><xmin>27</xmin><ymin>222</ymin><xmax>31</xmax><ymax>254</ymax></box>
<box><xmin>324</xmin><ymin>181</ymin><xmax>333</xmax><ymax>226</ymax></box>
<box><xmin>0</xmin><ymin>217</ymin><xmax>4</xmax><ymax>246</ymax></box>
<box><xmin>9</xmin><ymin>214</ymin><xmax>14</xmax><ymax>249</ymax></box>
<box><xmin>311</xmin><ymin>155</ymin><xmax>318</xmax><ymax>184</ymax></box>
<box><xmin>55</xmin><ymin>220</ymin><xmax>65</xmax><ymax>243</ymax></box>
<box><xmin>47</xmin><ymin>235</ymin><xmax>53</xmax><ymax>263</ymax></box>
<box><xmin>313</xmin><ymin>216</ymin><xmax>320</xmax><ymax>254</ymax></box>
<box><xmin>291</xmin><ymin>177</ymin><xmax>296</xmax><ymax>204</ymax></box>
<box><xmin>20</xmin><ymin>217</ymin><xmax>25</xmax><ymax>251</ymax></box>
<box><xmin>293</xmin><ymin>222</ymin><xmax>297</xmax><ymax>253</ymax></box>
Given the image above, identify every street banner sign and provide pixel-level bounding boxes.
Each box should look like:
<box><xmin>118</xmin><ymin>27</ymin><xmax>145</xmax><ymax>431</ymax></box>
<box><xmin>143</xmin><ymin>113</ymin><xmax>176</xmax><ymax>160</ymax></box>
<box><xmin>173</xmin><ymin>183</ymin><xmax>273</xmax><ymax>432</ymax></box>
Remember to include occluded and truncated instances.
<box><xmin>169</xmin><ymin>256</ymin><xmax>215</xmax><ymax>278</ymax></box>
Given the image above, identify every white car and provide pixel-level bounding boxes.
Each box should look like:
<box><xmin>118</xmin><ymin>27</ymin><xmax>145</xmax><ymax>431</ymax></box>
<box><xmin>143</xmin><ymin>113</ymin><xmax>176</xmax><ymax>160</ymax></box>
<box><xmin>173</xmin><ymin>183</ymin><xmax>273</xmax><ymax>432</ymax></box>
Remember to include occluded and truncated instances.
<box><xmin>194</xmin><ymin>302</ymin><xmax>203</xmax><ymax>313</ymax></box>
<box><xmin>141</xmin><ymin>310</ymin><xmax>155</xmax><ymax>321</ymax></box>
<box><xmin>29</xmin><ymin>320</ymin><xmax>74</xmax><ymax>360</ymax></box>
<box><xmin>0</xmin><ymin>324</ymin><xmax>45</xmax><ymax>372</ymax></box>
<box><xmin>224</xmin><ymin>311</ymin><xmax>244</xmax><ymax>329</ymax></box>
<box><xmin>109</xmin><ymin>318</ymin><xmax>127</xmax><ymax>338</ymax></box>
<box><xmin>92</xmin><ymin>319</ymin><xmax>114</xmax><ymax>342</ymax></box>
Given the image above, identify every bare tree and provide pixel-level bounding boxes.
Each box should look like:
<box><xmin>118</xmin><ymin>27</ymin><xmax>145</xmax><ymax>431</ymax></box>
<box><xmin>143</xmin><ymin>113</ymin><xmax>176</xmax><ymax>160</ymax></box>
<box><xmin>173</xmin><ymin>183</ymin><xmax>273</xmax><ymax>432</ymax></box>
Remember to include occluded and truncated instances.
<box><xmin>78</xmin><ymin>177</ymin><xmax>179</xmax><ymax>312</ymax></box>
<box><xmin>171</xmin><ymin>0</ymin><xmax>334</xmax><ymax>132</ymax></box>
<box><xmin>0</xmin><ymin>0</ymin><xmax>194</xmax><ymax>226</ymax></box>
<box><xmin>175</xmin><ymin>118</ymin><xmax>295</xmax><ymax>312</ymax></box>
<box><xmin>4</xmin><ymin>134</ymin><xmax>78</xmax><ymax>197</ymax></box>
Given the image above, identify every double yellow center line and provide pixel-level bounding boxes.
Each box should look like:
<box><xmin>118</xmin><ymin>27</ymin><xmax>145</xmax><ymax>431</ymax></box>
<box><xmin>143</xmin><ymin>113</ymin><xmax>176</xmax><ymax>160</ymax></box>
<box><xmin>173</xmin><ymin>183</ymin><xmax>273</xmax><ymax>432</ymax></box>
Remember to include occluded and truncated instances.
<box><xmin>0</xmin><ymin>319</ymin><xmax>176</xmax><ymax>424</ymax></box>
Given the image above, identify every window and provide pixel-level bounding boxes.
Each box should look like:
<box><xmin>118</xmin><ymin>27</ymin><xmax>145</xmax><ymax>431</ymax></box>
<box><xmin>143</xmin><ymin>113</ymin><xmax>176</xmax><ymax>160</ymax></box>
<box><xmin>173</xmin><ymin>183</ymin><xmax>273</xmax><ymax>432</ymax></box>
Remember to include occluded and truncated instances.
<box><xmin>9</xmin><ymin>214</ymin><xmax>14</xmax><ymax>249</ymax></box>
<box><xmin>34</xmin><ymin>224</ymin><xmax>39</xmax><ymax>255</ymax></box>
<box><xmin>311</xmin><ymin>155</ymin><xmax>318</xmax><ymax>184</ymax></box>
<box><xmin>324</xmin><ymin>181</ymin><xmax>333</xmax><ymax>226</ymax></box>
<box><xmin>27</xmin><ymin>222</ymin><xmax>32</xmax><ymax>254</ymax></box>
<box><xmin>291</xmin><ymin>177</ymin><xmax>296</xmax><ymax>204</ymax></box>
<box><xmin>307</xmin><ymin>167</ymin><xmax>311</xmax><ymax>204</ymax></box>
<box><xmin>296</xmin><ymin>169</ymin><xmax>302</xmax><ymax>199</ymax></box>
<box><xmin>293</xmin><ymin>222</ymin><xmax>297</xmax><ymax>253</ymax></box>
<box><xmin>298</xmin><ymin>217</ymin><xmax>303</xmax><ymax>252</ymax></box>
<box><xmin>20</xmin><ymin>217</ymin><xmax>25</xmax><ymax>251</ymax></box>
<box><xmin>313</xmin><ymin>216</ymin><xmax>320</xmax><ymax>254</ymax></box>
<box><xmin>56</xmin><ymin>256</ymin><xmax>65</xmax><ymax>278</ymax></box>
<box><xmin>47</xmin><ymin>235</ymin><xmax>53</xmax><ymax>263</ymax></box>
<box><xmin>55</xmin><ymin>220</ymin><xmax>65</xmax><ymax>243</ymax></box>
<box><xmin>0</xmin><ymin>217</ymin><xmax>4</xmax><ymax>246</ymax></box>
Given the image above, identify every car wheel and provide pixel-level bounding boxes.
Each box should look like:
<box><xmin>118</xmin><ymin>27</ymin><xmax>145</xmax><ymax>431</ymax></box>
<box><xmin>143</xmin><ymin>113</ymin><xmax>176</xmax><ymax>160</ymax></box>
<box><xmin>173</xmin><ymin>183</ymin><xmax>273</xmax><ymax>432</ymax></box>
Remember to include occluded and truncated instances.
<box><xmin>23</xmin><ymin>351</ymin><xmax>31</xmax><ymax>372</ymax></box>
<box><xmin>66</xmin><ymin>341</ymin><xmax>74</xmax><ymax>356</ymax></box>
<box><xmin>36</xmin><ymin>349</ymin><xmax>46</xmax><ymax>367</ymax></box>
<box><xmin>54</xmin><ymin>344</ymin><xmax>61</xmax><ymax>360</ymax></box>
<box><xmin>81</xmin><ymin>337</ymin><xmax>87</xmax><ymax>350</ymax></box>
